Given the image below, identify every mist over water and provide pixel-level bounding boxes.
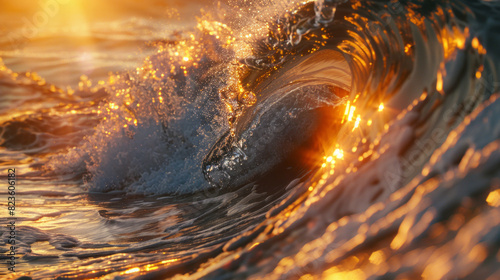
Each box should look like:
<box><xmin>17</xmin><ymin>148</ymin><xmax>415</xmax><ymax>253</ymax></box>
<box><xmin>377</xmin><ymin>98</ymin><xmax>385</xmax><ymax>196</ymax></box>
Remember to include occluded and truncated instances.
<box><xmin>0</xmin><ymin>0</ymin><xmax>499</xmax><ymax>279</ymax></box>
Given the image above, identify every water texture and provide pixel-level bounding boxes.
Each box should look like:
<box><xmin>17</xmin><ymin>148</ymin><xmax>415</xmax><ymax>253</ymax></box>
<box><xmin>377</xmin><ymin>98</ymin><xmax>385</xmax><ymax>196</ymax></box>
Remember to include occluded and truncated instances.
<box><xmin>0</xmin><ymin>0</ymin><xmax>499</xmax><ymax>279</ymax></box>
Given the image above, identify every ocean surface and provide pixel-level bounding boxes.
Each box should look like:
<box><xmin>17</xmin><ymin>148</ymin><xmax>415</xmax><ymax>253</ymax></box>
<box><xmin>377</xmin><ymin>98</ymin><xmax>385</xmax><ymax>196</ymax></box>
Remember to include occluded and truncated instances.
<box><xmin>1</xmin><ymin>0</ymin><xmax>500</xmax><ymax>279</ymax></box>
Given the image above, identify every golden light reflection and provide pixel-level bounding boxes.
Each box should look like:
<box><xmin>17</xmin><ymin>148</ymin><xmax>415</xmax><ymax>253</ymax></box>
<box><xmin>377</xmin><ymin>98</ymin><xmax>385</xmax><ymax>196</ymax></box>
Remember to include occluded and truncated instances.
<box><xmin>323</xmin><ymin>89</ymin><xmax>389</xmax><ymax>172</ymax></box>
<box><xmin>471</xmin><ymin>37</ymin><xmax>479</xmax><ymax>49</ymax></box>
<box><xmin>468</xmin><ymin>244</ymin><xmax>487</xmax><ymax>263</ymax></box>
<box><xmin>324</xmin><ymin>267</ymin><xmax>365</xmax><ymax>280</ymax></box>
<box><xmin>436</xmin><ymin>71</ymin><xmax>443</xmax><ymax>92</ymax></box>
<box><xmin>145</xmin><ymin>264</ymin><xmax>159</xmax><ymax>271</ymax></box>
<box><xmin>348</xmin><ymin>105</ymin><xmax>356</xmax><ymax>122</ymax></box>
<box><xmin>333</xmin><ymin>149</ymin><xmax>344</xmax><ymax>159</ymax></box>
<box><xmin>352</xmin><ymin>115</ymin><xmax>361</xmax><ymax>130</ymax></box>
<box><xmin>124</xmin><ymin>267</ymin><xmax>140</xmax><ymax>274</ymax></box>
<box><xmin>298</xmin><ymin>274</ymin><xmax>315</xmax><ymax>280</ymax></box>
<box><xmin>100</xmin><ymin>255</ymin><xmax>166</xmax><ymax>276</ymax></box>
<box><xmin>475</xmin><ymin>71</ymin><xmax>481</xmax><ymax>79</ymax></box>
<box><xmin>249</xmin><ymin>242</ymin><xmax>260</xmax><ymax>249</ymax></box>
<box><xmin>368</xmin><ymin>250</ymin><xmax>385</xmax><ymax>265</ymax></box>
<box><xmin>486</xmin><ymin>189</ymin><xmax>500</xmax><ymax>207</ymax></box>
<box><xmin>404</xmin><ymin>43</ymin><xmax>412</xmax><ymax>54</ymax></box>
<box><xmin>161</xmin><ymin>258</ymin><xmax>179</xmax><ymax>264</ymax></box>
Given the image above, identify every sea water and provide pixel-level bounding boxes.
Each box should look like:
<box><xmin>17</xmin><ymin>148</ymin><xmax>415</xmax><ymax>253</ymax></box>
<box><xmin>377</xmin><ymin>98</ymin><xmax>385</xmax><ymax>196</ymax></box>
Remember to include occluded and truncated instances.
<box><xmin>1</xmin><ymin>0</ymin><xmax>500</xmax><ymax>279</ymax></box>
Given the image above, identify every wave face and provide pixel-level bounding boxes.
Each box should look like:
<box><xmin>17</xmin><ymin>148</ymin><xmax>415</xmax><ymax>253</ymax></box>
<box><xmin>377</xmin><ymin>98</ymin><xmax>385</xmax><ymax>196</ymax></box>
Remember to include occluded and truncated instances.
<box><xmin>0</xmin><ymin>0</ymin><xmax>499</xmax><ymax>279</ymax></box>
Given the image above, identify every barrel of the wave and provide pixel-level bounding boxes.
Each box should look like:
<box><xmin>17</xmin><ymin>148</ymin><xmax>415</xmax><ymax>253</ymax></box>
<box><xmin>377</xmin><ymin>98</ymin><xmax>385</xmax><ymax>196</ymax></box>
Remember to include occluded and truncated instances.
<box><xmin>202</xmin><ymin>49</ymin><xmax>352</xmax><ymax>189</ymax></box>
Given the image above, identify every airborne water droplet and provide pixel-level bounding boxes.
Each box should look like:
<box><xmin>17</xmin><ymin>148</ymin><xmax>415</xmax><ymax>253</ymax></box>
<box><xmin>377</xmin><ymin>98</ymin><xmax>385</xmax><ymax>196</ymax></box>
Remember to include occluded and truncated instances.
<box><xmin>314</xmin><ymin>0</ymin><xmax>348</xmax><ymax>24</ymax></box>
